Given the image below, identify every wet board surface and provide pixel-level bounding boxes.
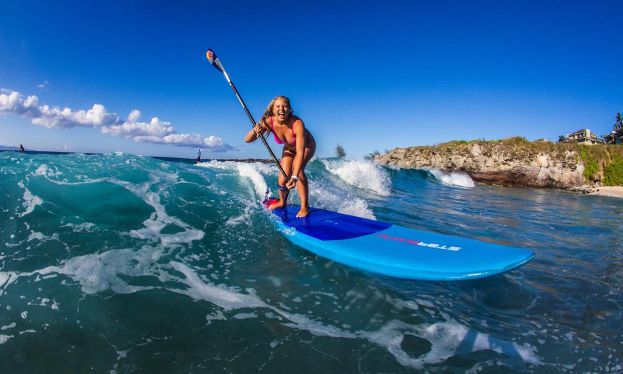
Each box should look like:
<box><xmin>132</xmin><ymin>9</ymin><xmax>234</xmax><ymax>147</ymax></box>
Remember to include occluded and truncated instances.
<box><xmin>268</xmin><ymin>204</ymin><xmax>534</xmax><ymax>281</ymax></box>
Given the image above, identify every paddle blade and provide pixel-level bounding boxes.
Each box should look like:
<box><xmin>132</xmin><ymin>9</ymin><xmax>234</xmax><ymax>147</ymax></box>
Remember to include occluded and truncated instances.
<box><xmin>206</xmin><ymin>49</ymin><xmax>225</xmax><ymax>73</ymax></box>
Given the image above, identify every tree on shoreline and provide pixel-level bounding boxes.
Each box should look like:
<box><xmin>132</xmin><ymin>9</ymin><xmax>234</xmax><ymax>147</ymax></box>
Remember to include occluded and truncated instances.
<box><xmin>335</xmin><ymin>144</ymin><xmax>346</xmax><ymax>158</ymax></box>
<box><xmin>365</xmin><ymin>150</ymin><xmax>380</xmax><ymax>160</ymax></box>
<box><xmin>604</xmin><ymin>113</ymin><xmax>623</xmax><ymax>144</ymax></box>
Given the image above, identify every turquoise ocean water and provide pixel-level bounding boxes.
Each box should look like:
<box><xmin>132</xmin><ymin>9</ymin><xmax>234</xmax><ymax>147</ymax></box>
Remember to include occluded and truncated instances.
<box><xmin>0</xmin><ymin>151</ymin><xmax>622</xmax><ymax>372</ymax></box>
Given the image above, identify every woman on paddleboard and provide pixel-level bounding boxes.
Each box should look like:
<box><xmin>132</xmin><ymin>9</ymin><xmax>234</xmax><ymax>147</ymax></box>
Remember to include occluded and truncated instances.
<box><xmin>244</xmin><ymin>96</ymin><xmax>316</xmax><ymax>218</ymax></box>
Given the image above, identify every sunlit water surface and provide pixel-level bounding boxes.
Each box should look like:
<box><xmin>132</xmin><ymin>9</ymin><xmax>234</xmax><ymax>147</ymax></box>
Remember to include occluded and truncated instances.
<box><xmin>0</xmin><ymin>152</ymin><xmax>621</xmax><ymax>373</ymax></box>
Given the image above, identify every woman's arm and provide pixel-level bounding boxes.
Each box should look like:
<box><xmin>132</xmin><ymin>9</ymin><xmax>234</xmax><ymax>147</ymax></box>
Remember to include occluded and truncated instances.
<box><xmin>288</xmin><ymin>119</ymin><xmax>306</xmax><ymax>185</ymax></box>
<box><xmin>244</xmin><ymin>119</ymin><xmax>269</xmax><ymax>143</ymax></box>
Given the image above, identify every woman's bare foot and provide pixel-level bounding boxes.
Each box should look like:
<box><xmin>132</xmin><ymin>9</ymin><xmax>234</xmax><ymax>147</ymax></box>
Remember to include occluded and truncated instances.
<box><xmin>268</xmin><ymin>200</ymin><xmax>286</xmax><ymax>211</ymax></box>
<box><xmin>296</xmin><ymin>207</ymin><xmax>310</xmax><ymax>218</ymax></box>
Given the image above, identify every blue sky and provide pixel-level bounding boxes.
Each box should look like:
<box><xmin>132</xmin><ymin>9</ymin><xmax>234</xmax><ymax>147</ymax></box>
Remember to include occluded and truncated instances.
<box><xmin>1</xmin><ymin>0</ymin><xmax>622</xmax><ymax>159</ymax></box>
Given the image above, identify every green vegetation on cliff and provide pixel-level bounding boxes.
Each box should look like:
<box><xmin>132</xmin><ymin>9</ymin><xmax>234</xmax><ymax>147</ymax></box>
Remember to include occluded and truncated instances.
<box><xmin>579</xmin><ymin>147</ymin><xmax>600</xmax><ymax>181</ymax></box>
<box><xmin>436</xmin><ymin>137</ymin><xmax>623</xmax><ymax>185</ymax></box>
<box><xmin>603</xmin><ymin>155</ymin><xmax>623</xmax><ymax>185</ymax></box>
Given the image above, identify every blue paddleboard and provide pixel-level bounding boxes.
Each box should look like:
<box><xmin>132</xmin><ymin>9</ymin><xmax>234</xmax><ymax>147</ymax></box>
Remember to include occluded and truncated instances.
<box><xmin>266</xmin><ymin>202</ymin><xmax>534</xmax><ymax>281</ymax></box>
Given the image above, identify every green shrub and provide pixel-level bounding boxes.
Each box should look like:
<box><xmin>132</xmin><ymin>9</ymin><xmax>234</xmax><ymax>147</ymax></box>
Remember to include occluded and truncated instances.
<box><xmin>502</xmin><ymin>136</ymin><xmax>529</xmax><ymax>146</ymax></box>
<box><xmin>578</xmin><ymin>147</ymin><xmax>599</xmax><ymax>182</ymax></box>
<box><xmin>604</xmin><ymin>155</ymin><xmax>623</xmax><ymax>186</ymax></box>
<box><xmin>438</xmin><ymin>140</ymin><xmax>469</xmax><ymax>146</ymax></box>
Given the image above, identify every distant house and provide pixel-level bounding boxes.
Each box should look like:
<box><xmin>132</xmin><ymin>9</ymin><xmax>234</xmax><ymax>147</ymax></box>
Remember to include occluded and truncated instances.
<box><xmin>604</xmin><ymin>132</ymin><xmax>618</xmax><ymax>144</ymax></box>
<box><xmin>604</xmin><ymin>116</ymin><xmax>623</xmax><ymax>144</ymax></box>
<box><xmin>559</xmin><ymin>129</ymin><xmax>604</xmax><ymax>145</ymax></box>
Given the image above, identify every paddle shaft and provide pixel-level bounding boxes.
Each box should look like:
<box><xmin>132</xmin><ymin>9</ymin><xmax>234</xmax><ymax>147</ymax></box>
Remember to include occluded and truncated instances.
<box><xmin>229</xmin><ymin>81</ymin><xmax>288</xmax><ymax>179</ymax></box>
<box><xmin>209</xmin><ymin>54</ymin><xmax>288</xmax><ymax>179</ymax></box>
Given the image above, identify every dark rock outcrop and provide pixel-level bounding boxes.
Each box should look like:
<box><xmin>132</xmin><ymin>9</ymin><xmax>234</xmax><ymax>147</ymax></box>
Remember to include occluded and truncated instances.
<box><xmin>374</xmin><ymin>142</ymin><xmax>585</xmax><ymax>189</ymax></box>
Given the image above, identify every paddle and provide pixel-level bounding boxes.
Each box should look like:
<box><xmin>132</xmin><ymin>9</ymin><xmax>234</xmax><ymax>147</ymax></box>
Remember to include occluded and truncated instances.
<box><xmin>205</xmin><ymin>49</ymin><xmax>288</xmax><ymax>179</ymax></box>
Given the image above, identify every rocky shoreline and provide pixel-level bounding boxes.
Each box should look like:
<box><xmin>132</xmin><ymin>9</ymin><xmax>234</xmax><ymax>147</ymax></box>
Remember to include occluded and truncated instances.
<box><xmin>373</xmin><ymin>140</ymin><xmax>621</xmax><ymax>196</ymax></box>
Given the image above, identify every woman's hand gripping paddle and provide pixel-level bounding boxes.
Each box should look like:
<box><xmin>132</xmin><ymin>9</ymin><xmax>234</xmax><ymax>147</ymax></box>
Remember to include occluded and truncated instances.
<box><xmin>205</xmin><ymin>49</ymin><xmax>288</xmax><ymax>182</ymax></box>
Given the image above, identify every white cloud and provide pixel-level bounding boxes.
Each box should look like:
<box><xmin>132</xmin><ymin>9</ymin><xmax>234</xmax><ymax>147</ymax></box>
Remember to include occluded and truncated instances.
<box><xmin>127</xmin><ymin>109</ymin><xmax>141</xmax><ymax>122</ymax></box>
<box><xmin>133</xmin><ymin>133</ymin><xmax>229</xmax><ymax>149</ymax></box>
<box><xmin>32</xmin><ymin>103</ymin><xmax>118</xmax><ymax>128</ymax></box>
<box><xmin>1</xmin><ymin>90</ymin><xmax>116</xmax><ymax>128</ymax></box>
<box><xmin>37</xmin><ymin>81</ymin><xmax>49</xmax><ymax>89</ymax></box>
<box><xmin>0</xmin><ymin>91</ymin><xmax>40</xmax><ymax>116</ymax></box>
<box><xmin>101</xmin><ymin>111</ymin><xmax>173</xmax><ymax>137</ymax></box>
<box><xmin>0</xmin><ymin>89</ymin><xmax>232</xmax><ymax>151</ymax></box>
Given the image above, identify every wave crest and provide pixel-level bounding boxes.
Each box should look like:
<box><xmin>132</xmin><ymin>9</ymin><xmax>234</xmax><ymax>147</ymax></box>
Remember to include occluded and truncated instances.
<box><xmin>426</xmin><ymin>168</ymin><xmax>475</xmax><ymax>188</ymax></box>
<box><xmin>322</xmin><ymin>159</ymin><xmax>391</xmax><ymax>196</ymax></box>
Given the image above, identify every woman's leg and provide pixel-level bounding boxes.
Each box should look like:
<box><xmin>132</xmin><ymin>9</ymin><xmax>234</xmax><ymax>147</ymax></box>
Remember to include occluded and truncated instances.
<box><xmin>295</xmin><ymin>139</ymin><xmax>316</xmax><ymax>218</ymax></box>
<box><xmin>268</xmin><ymin>150</ymin><xmax>294</xmax><ymax>210</ymax></box>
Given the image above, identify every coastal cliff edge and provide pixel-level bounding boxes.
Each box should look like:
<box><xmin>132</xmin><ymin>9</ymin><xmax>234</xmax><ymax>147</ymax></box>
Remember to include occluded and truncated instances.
<box><xmin>373</xmin><ymin>138</ymin><xmax>623</xmax><ymax>194</ymax></box>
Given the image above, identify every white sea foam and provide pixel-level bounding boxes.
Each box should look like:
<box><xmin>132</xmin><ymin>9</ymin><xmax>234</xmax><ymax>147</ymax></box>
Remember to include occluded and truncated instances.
<box><xmin>196</xmin><ymin>159</ymin><xmax>376</xmax><ymax>218</ymax></box>
<box><xmin>60</xmin><ymin>222</ymin><xmax>96</xmax><ymax>233</ymax></box>
<box><xmin>110</xmin><ymin>178</ymin><xmax>204</xmax><ymax>246</ymax></box>
<box><xmin>309</xmin><ymin>180</ymin><xmax>376</xmax><ymax>219</ymax></box>
<box><xmin>195</xmin><ymin>160</ymin><xmax>226</xmax><ymax>170</ymax></box>
<box><xmin>225</xmin><ymin>205</ymin><xmax>254</xmax><ymax>226</ymax></box>
<box><xmin>236</xmin><ymin>163</ymin><xmax>269</xmax><ymax>199</ymax></box>
<box><xmin>426</xmin><ymin>168</ymin><xmax>475</xmax><ymax>188</ymax></box>
<box><xmin>0</xmin><ymin>272</ymin><xmax>18</xmax><ymax>290</ymax></box>
<box><xmin>197</xmin><ymin>160</ymin><xmax>273</xmax><ymax>174</ymax></box>
<box><xmin>4</xmin><ymin>250</ymin><xmax>541</xmax><ymax>369</ymax></box>
<box><xmin>27</xmin><ymin>231</ymin><xmax>47</xmax><ymax>241</ymax></box>
<box><xmin>30</xmin><ymin>162</ymin><xmax>106</xmax><ymax>186</ymax></box>
<box><xmin>167</xmin><ymin>262</ymin><xmax>540</xmax><ymax>368</ymax></box>
<box><xmin>361</xmin><ymin>320</ymin><xmax>540</xmax><ymax>368</ymax></box>
<box><xmin>1</xmin><ymin>322</ymin><xmax>16</xmax><ymax>331</ymax></box>
<box><xmin>30</xmin><ymin>297</ymin><xmax>60</xmax><ymax>310</ymax></box>
<box><xmin>197</xmin><ymin>160</ymin><xmax>277</xmax><ymax>202</ymax></box>
<box><xmin>336</xmin><ymin>198</ymin><xmax>375</xmax><ymax>219</ymax></box>
<box><xmin>19</xmin><ymin>187</ymin><xmax>43</xmax><ymax>217</ymax></box>
<box><xmin>36</xmin><ymin>246</ymin><xmax>160</xmax><ymax>295</ymax></box>
<box><xmin>103</xmin><ymin>166</ymin><xmax>204</xmax><ymax>246</ymax></box>
<box><xmin>35</xmin><ymin>164</ymin><xmax>48</xmax><ymax>176</ymax></box>
<box><xmin>169</xmin><ymin>261</ymin><xmax>267</xmax><ymax>311</ymax></box>
<box><xmin>322</xmin><ymin>159</ymin><xmax>391</xmax><ymax>196</ymax></box>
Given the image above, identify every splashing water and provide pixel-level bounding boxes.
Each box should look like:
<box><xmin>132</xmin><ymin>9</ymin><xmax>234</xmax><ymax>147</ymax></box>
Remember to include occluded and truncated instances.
<box><xmin>322</xmin><ymin>158</ymin><xmax>392</xmax><ymax>195</ymax></box>
<box><xmin>0</xmin><ymin>151</ymin><xmax>621</xmax><ymax>373</ymax></box>
<box><xmin>426</xmin><ymin>168</ymin><xmax>475</xmax><ymax>188</ymax></box>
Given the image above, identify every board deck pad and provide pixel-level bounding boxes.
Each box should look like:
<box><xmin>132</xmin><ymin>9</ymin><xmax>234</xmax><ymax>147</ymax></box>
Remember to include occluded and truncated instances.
<box><xmin>267</xmin><ymin>203</ymin><xmax>534</xmax><ymax>281</ymax></box>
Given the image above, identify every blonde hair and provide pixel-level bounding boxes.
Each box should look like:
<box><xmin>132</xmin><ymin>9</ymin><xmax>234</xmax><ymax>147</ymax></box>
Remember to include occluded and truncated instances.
<box><xmin>262</xmin><ymin>96</ymin><xmax>294</xmax><ymax>122</ymax></box>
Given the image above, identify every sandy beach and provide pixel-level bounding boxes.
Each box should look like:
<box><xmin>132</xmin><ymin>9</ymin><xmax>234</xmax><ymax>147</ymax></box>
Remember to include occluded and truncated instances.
<box><xmin>589</xmin><ymin>186</ymin><xmax>623</xmax><ymax>198</ymax></box>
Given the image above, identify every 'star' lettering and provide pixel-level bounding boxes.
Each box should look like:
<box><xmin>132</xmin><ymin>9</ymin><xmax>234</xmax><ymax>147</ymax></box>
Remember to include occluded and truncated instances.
<box><xmin>377</xmin><ymin>233</ymin><xmax>461</xmax><ymax>251</ymax></box>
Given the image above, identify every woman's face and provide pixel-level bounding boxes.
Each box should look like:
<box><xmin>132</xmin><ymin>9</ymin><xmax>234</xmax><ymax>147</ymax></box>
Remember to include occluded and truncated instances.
<box><xmin>272</xmin><ymin>98</ymin><xmax>290</xmax><ymax>122</ymax></box>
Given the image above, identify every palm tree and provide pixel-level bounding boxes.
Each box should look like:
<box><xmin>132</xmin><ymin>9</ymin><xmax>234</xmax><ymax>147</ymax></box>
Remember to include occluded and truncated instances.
<box><xmin>616</xmin><ymin>112</ymin><xmax>623</xmax><ymax>130</ymax></box>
